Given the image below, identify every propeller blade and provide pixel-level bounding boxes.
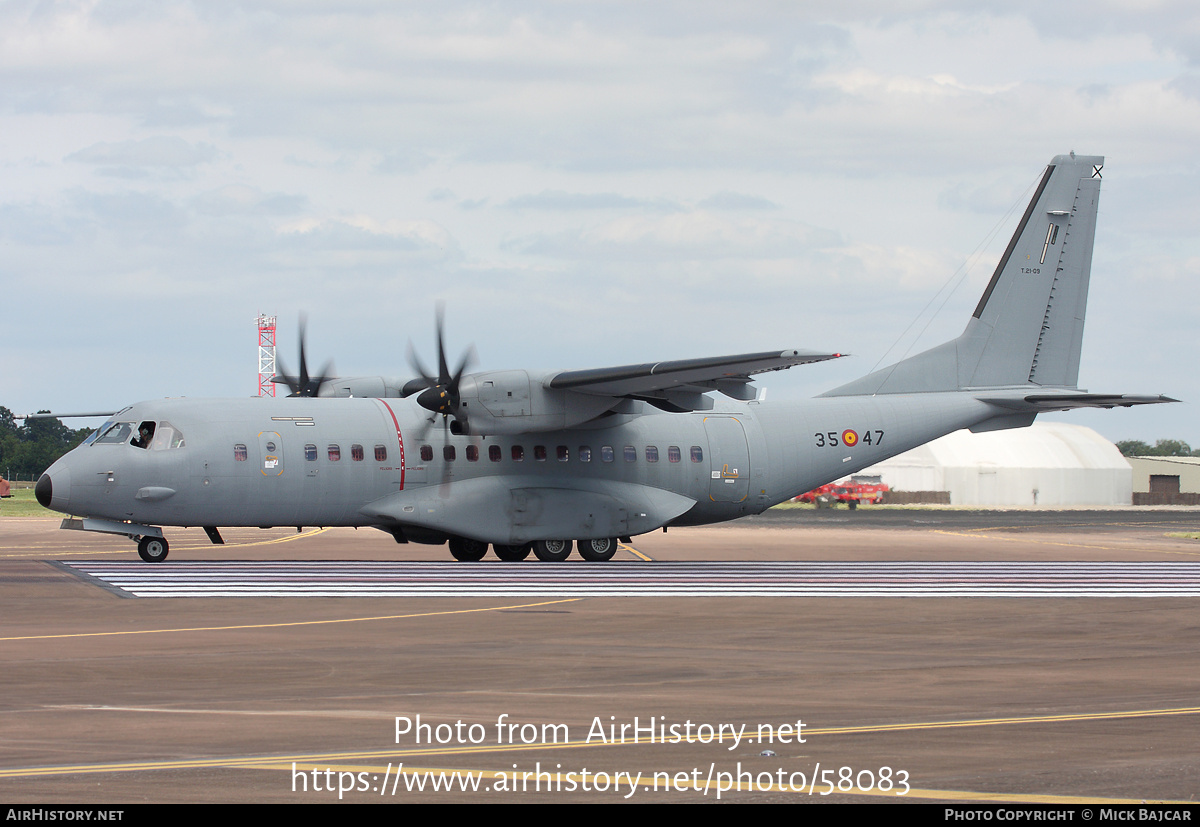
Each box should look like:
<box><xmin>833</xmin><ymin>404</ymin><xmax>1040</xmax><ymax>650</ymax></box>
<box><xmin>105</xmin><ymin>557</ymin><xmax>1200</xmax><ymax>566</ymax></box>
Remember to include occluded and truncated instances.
<box><xmin>435</xmin><ymin>304</ymin><xmax>450</xmax><ymax>387</ymax></box>
<box><xmin>280</xmin><ymin>316</ymin><xmax>335</xmax><ymax>397</ymax></box>
<box><xmin>408</xmin><ymin>307</ymin><xmax>475</xmax><ymax>426</ymax></box>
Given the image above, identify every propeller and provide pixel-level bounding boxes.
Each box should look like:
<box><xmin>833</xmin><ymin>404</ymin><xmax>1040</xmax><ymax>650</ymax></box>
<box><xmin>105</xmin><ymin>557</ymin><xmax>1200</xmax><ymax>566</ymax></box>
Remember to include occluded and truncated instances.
<box><xmin>403</xmin><ymin>305</ymin><xmax>475</xmax><ymax>430</ymax></box>
<box><xmin>275</xmin><ymin>316</ymin><xmax>336</xmax><ymax>398</ymax></box>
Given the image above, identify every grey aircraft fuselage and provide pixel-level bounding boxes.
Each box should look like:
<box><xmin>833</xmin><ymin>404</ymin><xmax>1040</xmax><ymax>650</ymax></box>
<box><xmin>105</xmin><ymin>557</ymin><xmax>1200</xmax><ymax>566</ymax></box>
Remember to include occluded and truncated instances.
<box><xmin>35</xmin><ymin>153</ymin><xmax>1172</xmax><ymax>562</ymax></box>
<box><xmin>41</xmin><ymin>390</ymin><xmax>991</xmax><ymax>535</ymax></box>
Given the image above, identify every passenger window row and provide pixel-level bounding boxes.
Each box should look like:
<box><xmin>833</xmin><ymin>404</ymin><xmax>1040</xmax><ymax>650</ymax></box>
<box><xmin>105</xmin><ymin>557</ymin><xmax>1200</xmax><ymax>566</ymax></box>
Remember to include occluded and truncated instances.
<box><xmin>230</xmin><ymin>442</ymin><xmax>704</xmax><ymax>466</ymax></box>
<box><xmin>416</xmin><ymin>444</ymin><xmax>703</xmax><ymax>464</ymax></box>
<box><xmin>233</xmin><ymin>443</ymin><xmax>387</xmax><ymax>462</ymax></box>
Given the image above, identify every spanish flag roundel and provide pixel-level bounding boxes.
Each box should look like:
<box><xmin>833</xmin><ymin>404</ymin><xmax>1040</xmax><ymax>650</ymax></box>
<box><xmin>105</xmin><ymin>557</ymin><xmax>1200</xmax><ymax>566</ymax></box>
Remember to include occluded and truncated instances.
<box><xmin>842</xmin><ymin>429</ymin><xmax>859</xmax><ymax>447</ymax></box>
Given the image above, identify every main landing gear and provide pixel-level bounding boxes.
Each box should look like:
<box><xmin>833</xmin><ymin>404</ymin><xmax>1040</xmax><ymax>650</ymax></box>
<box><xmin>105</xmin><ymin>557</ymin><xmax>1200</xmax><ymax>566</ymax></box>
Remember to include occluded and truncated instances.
<box><xmin>578</xmin><ymin>537</ymin><xmax>618</xmax><ymax>562</ymax></box>
<box><xmin>446</xmin><ymin>538</ymin><xmax>620</xmax><ymax>562</ymax></box>
<box><xmin>448</xmin><ymin>537</ymin><xmax>489</xmax><ymax>561</ymax></box>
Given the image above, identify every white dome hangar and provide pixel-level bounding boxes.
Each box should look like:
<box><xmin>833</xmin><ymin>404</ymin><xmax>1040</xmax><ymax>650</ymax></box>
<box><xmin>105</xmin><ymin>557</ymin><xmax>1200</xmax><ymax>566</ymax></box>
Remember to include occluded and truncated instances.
<box><xmin>858</xmin><ymin>423</ymin><xmax>1131</xmax><ymax>506</ymax></box>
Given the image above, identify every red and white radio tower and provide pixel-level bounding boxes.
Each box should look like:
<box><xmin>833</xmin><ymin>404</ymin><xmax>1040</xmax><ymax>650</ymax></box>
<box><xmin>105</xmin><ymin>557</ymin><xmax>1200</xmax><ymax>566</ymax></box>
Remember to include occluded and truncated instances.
<box><xmin>256</xmin><ymin>314</ymin><xmax>277</xmax><ymax>396</ymax></box>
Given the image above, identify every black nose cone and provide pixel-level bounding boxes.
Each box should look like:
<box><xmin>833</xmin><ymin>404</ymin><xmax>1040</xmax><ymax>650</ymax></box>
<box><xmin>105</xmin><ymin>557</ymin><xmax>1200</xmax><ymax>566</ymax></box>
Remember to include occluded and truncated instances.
<box><xmin>35</xmin><ymin>474</ymin><xmax>52</xmax><ymax>508</ymax></box>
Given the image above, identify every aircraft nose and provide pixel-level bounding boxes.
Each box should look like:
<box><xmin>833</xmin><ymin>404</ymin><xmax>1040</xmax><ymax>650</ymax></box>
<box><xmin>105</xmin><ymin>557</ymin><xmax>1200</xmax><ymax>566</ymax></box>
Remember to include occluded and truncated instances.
<box><xmin>35</xmin><ymin>466</ymin><xmax>71</xmax><ymax>513</ymax></box>
<box><xmin>35</xmin><ymin>473</ymin><xmax>52</xmax><ymax>507</ymax></box>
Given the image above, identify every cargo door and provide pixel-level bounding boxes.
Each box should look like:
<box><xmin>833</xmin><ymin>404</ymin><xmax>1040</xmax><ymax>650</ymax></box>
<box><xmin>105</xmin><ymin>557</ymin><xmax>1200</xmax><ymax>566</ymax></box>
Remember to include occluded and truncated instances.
<box><xmin>703</xmin><ymin>416</ymin><xmax>750</xmax><ymax>503</ymax></box>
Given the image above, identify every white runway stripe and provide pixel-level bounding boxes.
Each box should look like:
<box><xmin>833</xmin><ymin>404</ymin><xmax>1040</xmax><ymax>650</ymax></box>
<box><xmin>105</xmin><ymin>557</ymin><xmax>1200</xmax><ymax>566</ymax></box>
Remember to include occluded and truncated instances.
<box><xmin>58</xmin><ymin>561</ymin><xmax>1200</xmax><ymax>598</ymax></box>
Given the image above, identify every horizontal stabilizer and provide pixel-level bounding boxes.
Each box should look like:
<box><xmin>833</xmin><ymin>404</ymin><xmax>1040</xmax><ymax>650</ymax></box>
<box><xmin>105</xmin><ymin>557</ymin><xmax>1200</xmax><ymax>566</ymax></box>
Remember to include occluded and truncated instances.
<box><xmin>977</xmin><ymin>391</ymin><xmax>1179</xmax><ymax>412</ymax></box>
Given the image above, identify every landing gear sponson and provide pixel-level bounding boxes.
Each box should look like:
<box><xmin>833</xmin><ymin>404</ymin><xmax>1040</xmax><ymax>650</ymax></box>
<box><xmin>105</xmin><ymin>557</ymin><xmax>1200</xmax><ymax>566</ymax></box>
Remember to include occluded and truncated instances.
<box><xmin>447</xmin><ymin>537</ymin><xmax>621</xmax><ymax>562</ymax></box>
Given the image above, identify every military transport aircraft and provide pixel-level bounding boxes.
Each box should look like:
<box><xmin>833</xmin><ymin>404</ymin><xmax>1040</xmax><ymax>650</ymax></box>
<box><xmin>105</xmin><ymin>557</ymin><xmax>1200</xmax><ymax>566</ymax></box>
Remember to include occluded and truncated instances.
<box><xmin>35</xmin><ymin>153</ymin><xmax>1172</xmax><ymax>563</ymax></box>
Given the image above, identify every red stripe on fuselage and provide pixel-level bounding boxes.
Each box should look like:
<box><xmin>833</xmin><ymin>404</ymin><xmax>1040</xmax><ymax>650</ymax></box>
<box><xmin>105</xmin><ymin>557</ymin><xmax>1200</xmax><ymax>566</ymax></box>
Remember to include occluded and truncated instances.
<box><xmin>377</xmin><ymin>400</ymin><xmax>405</xmax><ymax>490</ymax></box>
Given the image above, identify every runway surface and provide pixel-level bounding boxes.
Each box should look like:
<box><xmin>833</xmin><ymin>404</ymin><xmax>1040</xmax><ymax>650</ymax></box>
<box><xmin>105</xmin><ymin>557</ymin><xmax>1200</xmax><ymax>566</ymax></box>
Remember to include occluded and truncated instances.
<box><xmin>3</xmin><ymin>508</ymin><xmax>1200</xmax><ymax>804</ymax></box>
<box><xmin>60</xmin><ymin>560</ymin><xmax>1200</xmax><ymax>598</ymax></box>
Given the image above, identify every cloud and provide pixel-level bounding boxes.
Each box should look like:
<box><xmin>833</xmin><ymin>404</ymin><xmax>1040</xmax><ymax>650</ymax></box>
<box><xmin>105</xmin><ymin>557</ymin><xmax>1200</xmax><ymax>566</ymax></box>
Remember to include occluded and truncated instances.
<box><xmin>509</xmin><ymin>211</ymin><xmax>838</xmax><ymax>261</ymax></box>
<box><xmin>191</xmin><ymin>185</ymin><xmax>306</xmax><ymax>217</ymax></box>
<box><xmin>67</xmin><ymin>136</ymin><xmax>218</xmax><ymax>168</ymax></box>
<box><xmin>502</xmin><ymin>190</ymin><xmax>677</xmax><ymax>211</ymax></box>
<box><xmin>698</xmin><ymin>191</ymin><xmax>779</xmax><ymax>211</ymax></box>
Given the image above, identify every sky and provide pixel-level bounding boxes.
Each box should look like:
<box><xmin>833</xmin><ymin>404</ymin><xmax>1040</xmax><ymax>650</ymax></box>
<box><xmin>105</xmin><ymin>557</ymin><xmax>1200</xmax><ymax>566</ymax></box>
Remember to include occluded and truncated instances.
<box><xmin>3</xmin><ymin>1</ymin><xmax>1198</xmax><ymax>444</ymax></box>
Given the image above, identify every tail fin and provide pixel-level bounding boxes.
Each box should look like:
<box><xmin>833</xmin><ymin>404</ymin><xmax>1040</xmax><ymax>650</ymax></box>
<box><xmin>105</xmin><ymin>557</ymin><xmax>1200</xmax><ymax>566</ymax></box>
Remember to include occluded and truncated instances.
<box><xmin>824</xmin><ymin>153</ymin><xmax>1104</xmax><ymax>397</ymax></box>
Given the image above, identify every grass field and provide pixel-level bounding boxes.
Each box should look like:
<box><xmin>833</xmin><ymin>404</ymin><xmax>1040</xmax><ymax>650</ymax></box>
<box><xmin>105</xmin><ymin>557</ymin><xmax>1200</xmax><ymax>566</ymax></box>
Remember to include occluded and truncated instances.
<box><xmin>0</xmin><ymin>486</ymin><xmax>56</xmax><ymax>517</ymax></box>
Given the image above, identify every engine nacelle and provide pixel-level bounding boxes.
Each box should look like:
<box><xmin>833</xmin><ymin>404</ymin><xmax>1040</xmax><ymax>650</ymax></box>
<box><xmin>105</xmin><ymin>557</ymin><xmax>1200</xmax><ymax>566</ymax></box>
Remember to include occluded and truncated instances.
<box><xmin>317</xmin><ymin>376</ymin><xmax>411</xmax><ymax>398</ymax></box>
<box><xmin>454</xmin><ymin>370</ymin><xmax>619</xmax><ymax>435</ymax></box>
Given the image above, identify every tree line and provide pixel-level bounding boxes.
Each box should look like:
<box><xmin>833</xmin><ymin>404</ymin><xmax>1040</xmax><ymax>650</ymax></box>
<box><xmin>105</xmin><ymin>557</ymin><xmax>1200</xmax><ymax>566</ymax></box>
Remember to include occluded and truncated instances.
<box><xmin>1115</xmin><ymin>439</ymin><xmax>1200</xmax><ymax>458</ymax></box>
<box><xmin>0</xmin><ymin>407</ymin><xmax>93</xmax><ymax>481</ymax></box>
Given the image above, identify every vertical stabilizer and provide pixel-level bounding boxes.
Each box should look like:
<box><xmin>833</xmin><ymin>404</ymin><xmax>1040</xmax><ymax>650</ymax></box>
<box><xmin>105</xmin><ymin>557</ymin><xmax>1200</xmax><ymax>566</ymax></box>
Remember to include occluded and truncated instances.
<box><xmin>824</xmin><ymin>154</ymin><xmax>1104</xmax><ymax>397</ymax></box>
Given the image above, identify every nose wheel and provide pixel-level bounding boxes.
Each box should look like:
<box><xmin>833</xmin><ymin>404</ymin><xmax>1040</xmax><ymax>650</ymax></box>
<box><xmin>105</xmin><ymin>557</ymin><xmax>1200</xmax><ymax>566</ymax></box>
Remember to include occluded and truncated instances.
<box><xmin>137</xmin><ymin>536</ymin><xmax>170</xmax><ymax>563</ymax></box>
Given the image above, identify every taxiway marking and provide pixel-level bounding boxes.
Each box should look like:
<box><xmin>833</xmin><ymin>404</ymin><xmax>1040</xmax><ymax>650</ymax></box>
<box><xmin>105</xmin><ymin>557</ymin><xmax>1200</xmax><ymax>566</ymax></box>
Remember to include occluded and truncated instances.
<box><xmin>54</xmin><ymin>560</ymin><xmax>1200</xmax><ymax>598</ymax></box>
<box><xmin>5</xmin><ymin>705</ymin><xmax>1197</xmax><ymax>804</ymax></box>
<box><xmin>0</xmin><ymin>596</ymin><xmax>584</xmax><ymax>642</ymax></box>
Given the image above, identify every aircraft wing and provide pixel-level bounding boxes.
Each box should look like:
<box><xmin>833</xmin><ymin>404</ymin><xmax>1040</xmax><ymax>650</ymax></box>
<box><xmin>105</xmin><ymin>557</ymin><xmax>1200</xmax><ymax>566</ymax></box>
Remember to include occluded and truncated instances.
<box><xmin>546</xmin><ymin>349</ymin><xmax>843</xmax><ymax>408</ymax></box>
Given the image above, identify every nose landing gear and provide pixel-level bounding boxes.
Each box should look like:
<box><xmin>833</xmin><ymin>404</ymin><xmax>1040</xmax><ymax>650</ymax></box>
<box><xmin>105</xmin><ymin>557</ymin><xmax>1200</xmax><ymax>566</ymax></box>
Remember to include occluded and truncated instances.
<box><xmin>137</xmin><ymin>536</ymin><xmax>169</xmax><ymax>563</ymax></box>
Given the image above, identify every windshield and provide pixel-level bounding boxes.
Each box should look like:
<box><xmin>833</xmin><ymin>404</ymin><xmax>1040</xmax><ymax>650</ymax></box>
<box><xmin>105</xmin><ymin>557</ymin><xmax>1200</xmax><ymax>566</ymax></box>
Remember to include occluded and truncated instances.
<box><xmin>93</xmin><ymin>421</ymin><xmax>135</xmax><ymax>445</ymax></box>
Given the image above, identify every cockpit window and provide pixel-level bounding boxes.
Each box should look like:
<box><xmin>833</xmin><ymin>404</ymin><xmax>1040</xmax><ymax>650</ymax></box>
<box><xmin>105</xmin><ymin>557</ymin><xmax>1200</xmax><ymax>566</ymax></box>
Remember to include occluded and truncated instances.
<box><xmin>85</xmin><ymin>407</ymin><xmax>133</xmax><ymax>446</ymax></box>
<box><xmin>130</xmin><ymin>421</ymin><xmax>156</xmax><ymax>449</ymax></box>
<box><xmin>93</xmin><ymin>420</ymin><xmax>185</xmax><ymax>449</ymax></box>
<box><xmin>150</xmin><ymin>421</ymin><xmax>185</xmax><ymax>450</ymax></box>
<box><xmin>94</xmin><ymin>421</ymin><xmax>136</xmax><ymax>445</ymax></box>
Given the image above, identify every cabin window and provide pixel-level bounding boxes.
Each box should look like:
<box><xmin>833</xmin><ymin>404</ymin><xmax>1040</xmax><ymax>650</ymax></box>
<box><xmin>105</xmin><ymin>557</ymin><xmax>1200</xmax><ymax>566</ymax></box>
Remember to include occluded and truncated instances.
<box><xmin>351</xmin><ymin>444</ymin><xmax>364</xmax><ymax>462</ymax></box>
<box><xmin>328</xmin><ymin>444</ymin><xmax>341</xmax><ymax>461</ymax></box>
<box><xmin>375</xmin><ymin>445</ymin><xmax>387</xmax><ymax>462</ymax></box>
<box><xmin>466</xmin><ymin>444</ymin><xmax>479</xmax><ymax>462</ymax></box>
<box><xmin>305</xmin><ymin>444</ymin><xmax>317</xmax><ymax>461</ymax></box>
<box><xmin>646</xmin><ymin>445</ymin><xmax>659</xmax><ymax>463</ymax></box>
<box><xmin>624</xmin><ymin>446</ymin><xmax>637</xmax><ymax>462</ymax></box>
<box><xmin>534</xmin><ymin>445</ymin><xmax>547</xmax><ymax>461</ymax></box>
<box><xmin>489</xmin><ymin>445</ymin><xmax>502</xmax><ymax>462</ymax></box>
<box><xmin>421</xmin><ymin>445</ymin><xmax>433</xmax><ymax>462</ymax></box>
<box><xmin>579</xmin><ymin>446</ymin><xmax>592</xmax><ymax>463</ymax></box>
<box><xmin>668</xmin><ymin>446</ymin><xmax>681</xmax><ymax>463</ymax></box>
<box><xmin>557</xmin><ymin>445</ymin><xmax>569</xmax><ymax>462</ymax></box>
<box><xmin>512</xmin><ymin>445</ymin><xmax>524</xmax><ymax>461</ymax></box>
<box><xmin>443</xmin><ymin>446</ymin><xmax>456</xmax><ymax>462</ymax></box>
<box><xmin>601</xmin><ymin>446</ymin><xmax>614</xmax><ymax>462</ymax></box>
<box><xmin>234</xmin><ymin>444</ymin><xmax>248</xmax><ymax>462</ymax></box>
<box><xmin>690</xmin><ymin>446</ymin><xmax>703</xmax><ymax>462</ymax></box>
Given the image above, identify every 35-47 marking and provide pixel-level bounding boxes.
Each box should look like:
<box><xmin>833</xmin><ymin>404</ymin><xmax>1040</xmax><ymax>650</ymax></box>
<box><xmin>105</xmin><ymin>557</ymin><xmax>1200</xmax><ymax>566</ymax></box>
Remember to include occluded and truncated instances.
<box><xmin>814</xmin><ymin>429</ymin><xmax>883</xmax><ymax>448</ymax></box>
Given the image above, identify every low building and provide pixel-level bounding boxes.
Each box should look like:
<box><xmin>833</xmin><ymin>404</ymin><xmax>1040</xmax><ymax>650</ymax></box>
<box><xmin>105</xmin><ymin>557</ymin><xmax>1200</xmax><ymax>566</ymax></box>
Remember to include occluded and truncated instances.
<box><xmin>857</xmin><ymin>423</ymin><xmax>1131</xmax><ymax>506</ymax></box>
<box><xmin>1126</xmin><ymin>456</ymin><xmax>1200</xmax><ymax>505</ymax></box>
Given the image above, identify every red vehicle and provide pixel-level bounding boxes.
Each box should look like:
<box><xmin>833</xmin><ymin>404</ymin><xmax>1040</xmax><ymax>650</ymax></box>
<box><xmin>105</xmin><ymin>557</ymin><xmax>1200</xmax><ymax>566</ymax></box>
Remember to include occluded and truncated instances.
<box><xmin>794</xmin><ymin>476</ymin><xmax>889</xmax><ymax>509</ymax></box>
